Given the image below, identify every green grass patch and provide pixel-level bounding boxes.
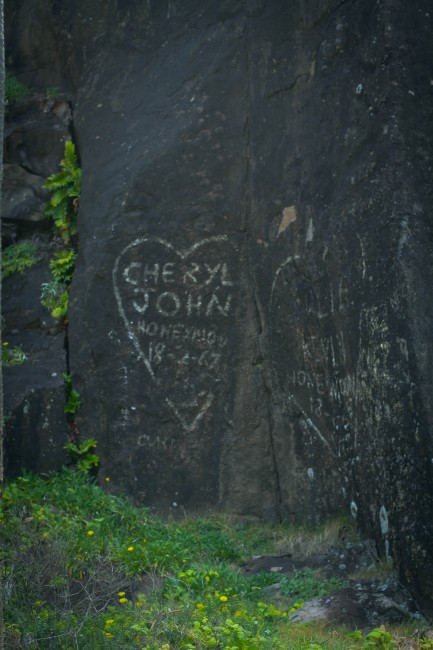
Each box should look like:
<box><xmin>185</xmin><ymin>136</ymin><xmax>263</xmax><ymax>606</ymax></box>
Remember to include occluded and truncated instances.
<box><xmin>1</xmin><ymin>469</ymin><xmax>430</xmax><ymax>649</ymax></box>
<box><xmin>4</xmin><ymin>73</ymin><xmax>29</xmax><ymax>102</ymax></box>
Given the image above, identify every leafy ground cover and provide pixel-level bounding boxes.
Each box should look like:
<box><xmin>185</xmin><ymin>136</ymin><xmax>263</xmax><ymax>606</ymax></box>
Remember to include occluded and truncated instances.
<box><xmin>0</xmin><ymin>469</ymin><xmax>431</xmax><ymax>649</ymax></box>
<box><xmin>1</xmin><ymin>241</ymin><xmax>40</xmax><ymax>279</ymax></box>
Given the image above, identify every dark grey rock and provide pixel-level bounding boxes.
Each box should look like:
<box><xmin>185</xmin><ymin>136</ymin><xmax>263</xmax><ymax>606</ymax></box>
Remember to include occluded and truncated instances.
<box><xmin>4</xmin><ymin>95</ymin><xmax>72</xmax><ymax>178</ymax></box>
<box><xmin>4</xmin><ymin>0</ymin><xmax>433</xmax><ymax>615</ymax></box>
<box><xmin>2</xmin><ymin>250</ymin><xmax>68</xmax><ymax>477</ymax></box>
<box><xmin>2</xmin><ymin>164</ymin><xmax>49</xmax><ymax>223</ymax></box>
<box><xmin>295</xmin><ymin>579</ymin><xmax>421</xmax><ymax>629</ymax></box>
<box><xmin>4</xmin><ymin>384</ymin><xmax>68</xmax><ymax>476</ymax></box>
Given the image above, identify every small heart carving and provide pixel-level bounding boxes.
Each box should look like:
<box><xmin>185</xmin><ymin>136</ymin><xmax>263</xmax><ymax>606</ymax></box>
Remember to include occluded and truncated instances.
<box><xmin>113</xmin><ymin>236</ymin><xmax>237</xmax><ymax>431</ymax></box>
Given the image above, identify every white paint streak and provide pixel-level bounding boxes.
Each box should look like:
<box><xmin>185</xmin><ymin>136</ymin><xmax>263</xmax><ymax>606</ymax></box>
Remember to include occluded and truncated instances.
<box><xmin>357</xmin><ymin>234</ymin><xmax>366</xmax><ymax>279</ymax></box>
<box><xmin>166</xmin><ymin>393</ymin><xmax>214</xmax><ymax>433</ymax></box>
<box><xmin>306</xmin><ymin>217</ymin><xmax>314</xmax><ymax>242</ymax></box>
<box><xmin>379</xmin><ymin>505</ymin><xmax>389</xmax><ymax>536</ymax></box>
<box><xmin>270</xmin><ymin>254</ymin><xmax>301</xmax><ymax>302</ymax></box>
<box><xmin>290</xmin><ymin>395</ymin><xmax>331</xmax><ymax>450</ymax></box>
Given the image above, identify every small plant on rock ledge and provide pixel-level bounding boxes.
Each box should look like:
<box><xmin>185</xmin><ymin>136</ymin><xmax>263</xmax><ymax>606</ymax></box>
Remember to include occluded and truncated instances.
<box><xmin>2</xmin><ymin>342</ymin><xmax>27</xmax><ymax>367</ymax></box>
<box><xmin>1</xmin><ymin>241</ymin><xmax>40</xmax><ymax>278</ymax></box>
<box><xmin>4</xmin><ymin>72</ymin><xmax>29</xmax><ymax>103</ymax></box>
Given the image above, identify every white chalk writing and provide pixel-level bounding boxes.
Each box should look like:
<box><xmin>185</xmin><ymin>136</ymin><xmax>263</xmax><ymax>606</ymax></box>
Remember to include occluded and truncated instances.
<box><xmin>113</xmin><ymin>236</ymin><xmax>237</xmax><ymax>431</ymax></box>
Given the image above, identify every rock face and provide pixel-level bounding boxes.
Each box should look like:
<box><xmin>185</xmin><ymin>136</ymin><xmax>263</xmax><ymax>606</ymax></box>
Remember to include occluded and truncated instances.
<box><xmin>2</xmin><ymin>92</ymin><xmax>74</xmax><ymax>475</ymax></box>
<box><xmin>4</xmin><ymin>0</ymin><xmax>433</xmax><ymax>613</ymax></box>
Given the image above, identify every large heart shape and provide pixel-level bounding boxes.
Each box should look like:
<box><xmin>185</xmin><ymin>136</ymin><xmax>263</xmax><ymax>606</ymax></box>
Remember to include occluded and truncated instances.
<box><xmin>270</xmin><ymin>255</ymin><xmax>337</xmax><ymax>454</ymax></box>
<box><xmin>113</xmin><ymin>236</ymin><xmax>237</xmax><ymax>431</ymax></box>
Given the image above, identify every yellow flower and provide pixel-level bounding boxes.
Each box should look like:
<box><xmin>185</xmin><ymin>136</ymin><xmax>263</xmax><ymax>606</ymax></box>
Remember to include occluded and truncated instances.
<box><xmin>87</xmin><ymin>530</ymin><xmax>94</xmax><ymax>536</ymax></box>
<box><xmin>3</xmin><ymin>342</ymin><xmax>8</xmax><ymax>346</ymax></box>
<box><xmin>105</xmin><ymin>619</ymin><xmax>115</xmax><ymax>627</ymax></box>
<box><xmin>105</xmin><ymin>477</ymin><xmax>110</xmax><ymax>482</ymax></box>
<box><xmin>219</xmin><ymin>595</ymin><xmax>228</xmax><ymax>602</ymax></box>
<box><xmin>127</xmin><ymin>546</ymin><xmax>134</xmax><ymax>552</ymax></box>
<box><xmin>104</xmin><ymin>632</ymin><xmax>114</xmax><ymax>639</ymax></box>
<box><xmin>119</xmin><ymin>597</ymin><xmax>128</xmax><ymax>604</ymax></box>
<box><xmin>196</xmin><ymin>603</ymin><xmax>206</xmax><ymax>610</ymax></box>
<box><xmin>205</xmin><ymin>576</ymin><xmax>210</xmax><ymax>582</ymax></box>
<box><xmin>135</xmin><ymin>601</ymin><xmax>144</xmax><ymax>607</ymax></box>
<box><xmin>118</xmin><ymin>592</ymin><xmax>126</xmax><ymax>597</ymax></box>
<box><xmin>143</xmin><ymin>538</ymin><xmax>147</xmax><ymax>543</ymax></box>
<box><xmin>161</xmin><ymin>645</ymin><xmax>170</xmax><ymax>650</ymax></box>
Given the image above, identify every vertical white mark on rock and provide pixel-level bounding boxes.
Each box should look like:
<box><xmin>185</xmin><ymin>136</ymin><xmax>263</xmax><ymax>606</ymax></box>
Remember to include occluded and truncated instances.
<box><xmin>306</xmin><ymin>217</ymin><xmax>314</xmax><ymax>243</ymax></box>
<box><xmin>307</xmin><ymin>467</ymin><xmax>314</xmax><ymax>480</ymax></box>
<box><xmin>379</xmin><ymin>505</ymin><xmax>389</xmax><ymax>535</ymax></box>
<box><xmin>350</xmin><ymin>501</ymin><xmax>358</xmax><ymax>518</ymax></box>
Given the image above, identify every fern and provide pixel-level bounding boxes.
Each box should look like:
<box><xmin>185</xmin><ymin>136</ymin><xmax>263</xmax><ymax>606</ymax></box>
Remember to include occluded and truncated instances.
<box><xmin>44</xmin><ymin>141</ymin><xmax>81</xmax><ymax>243</ymax></box>
<box><xmin>64</xmin><ymin>437</ymin><xmax>99</xmax><ymax>472</ymax></box>
<box><xmin>50</xmin><ymin>250</ymin><xmax>76</xmax><ymax>284</ymax></box>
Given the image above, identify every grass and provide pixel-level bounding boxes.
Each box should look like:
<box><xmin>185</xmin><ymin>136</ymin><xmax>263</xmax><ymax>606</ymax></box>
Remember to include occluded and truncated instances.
<box><xmin>4</xmin><ymin>73</ymin><xmax>29</xmax><ymax>102</ymax></box>
<box><xmin>1</xmin><ymin>469</ymin><xmax>431</xmax><ymax>649</ymax></box>
<box><xmin>273</xmin><ymin>517</ymin><xmax>356</xmax><ymax>558</ymax></box>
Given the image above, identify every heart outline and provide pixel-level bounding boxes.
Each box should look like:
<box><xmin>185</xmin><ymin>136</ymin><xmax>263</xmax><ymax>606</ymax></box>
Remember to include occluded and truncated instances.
<box><xmin>113</xmin><ymin>235</ymin><xmax>230</xmax><ymax>431</ymax></box>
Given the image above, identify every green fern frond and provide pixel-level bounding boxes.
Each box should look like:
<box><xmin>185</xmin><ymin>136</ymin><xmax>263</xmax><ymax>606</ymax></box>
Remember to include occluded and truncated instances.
<box><xmin>44</xmin><ymin>140</ymin><xmax>81</xmax><ymax>242</ymax></box>
<box><xmin>62</xmin><ymin>140</ymin><xmax>78</xmax><ymax>169</ymax></box>
<box><xmin>50</xmin><ymin>250</ymin><xmax>76</xmax><ymax>284</ymax></box>
<box><xmin>44</xmin><ymin>170</ymin><xmax>72</xmax><ymax>191</ymax></box>
<box><xmin>44</xmin><ymin>200</ymin><xmax>68</xmax><ymax>222</ymax></box>
<box><xmin>42</xmin><ymin>140</ymin><xmax>80</xmax><ymax>318</ymax></box>
<box><xmin>48</xmin><ymin>187</ymin><xmax>70</xmax><ymax>207</ymax></box>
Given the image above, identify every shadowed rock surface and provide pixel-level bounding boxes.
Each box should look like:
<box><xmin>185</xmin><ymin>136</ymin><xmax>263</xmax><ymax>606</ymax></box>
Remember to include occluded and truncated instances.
<box><xmin>3</xmin><ymin>0</ymin><xmax>433</xmax><ymax>614</ymax></box>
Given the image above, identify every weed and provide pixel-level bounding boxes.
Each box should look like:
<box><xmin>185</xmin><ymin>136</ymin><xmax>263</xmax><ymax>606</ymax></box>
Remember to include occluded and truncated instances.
<box><xmin>40</xmin><ymin>279</ymin><xmax>69</xmax><ymax>319</ymax></box>
<box><xmin>365</xmin><ymin>626</ymin><xmax>393</xmax><ymax>649</ymax></box>
<box><xmin>2</xmin><ymin>342</ymin><xmax>26</xmax><ymax>367</ymax></box>
<box><xmin>2</xmin><ymin>241</ymin><xmax>40</xmax><ymax>278</ymax></box>
<box><xmin>40</xmin><ymin>250</ymin><xmax>76</xmax><ymax>319</ymax></box>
